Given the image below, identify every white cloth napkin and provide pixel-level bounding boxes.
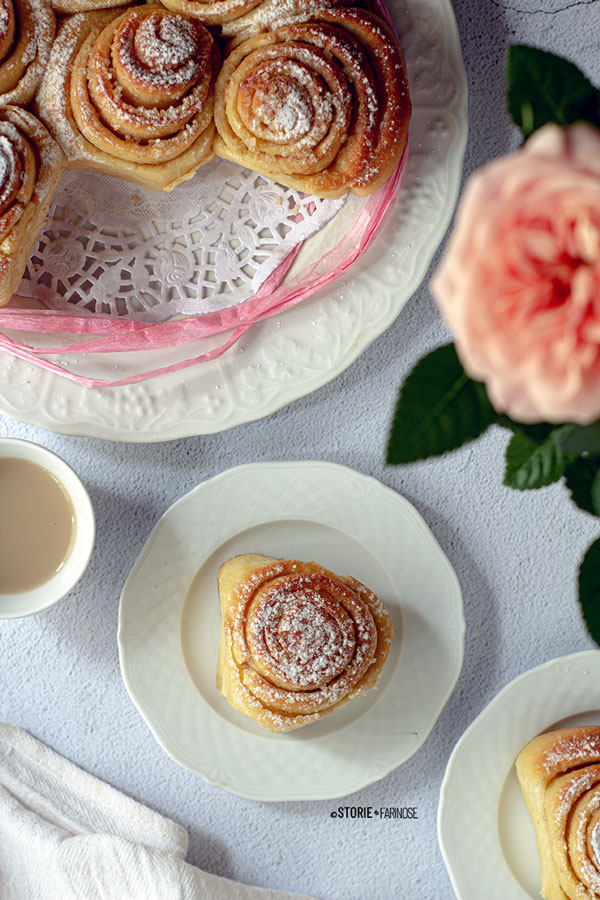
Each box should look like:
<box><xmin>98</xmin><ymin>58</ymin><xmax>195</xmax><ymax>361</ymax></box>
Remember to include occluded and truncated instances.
<box><xmin>0</xmin><ymin>722</ymin><xmax>314</xmax><ymax>900</ymax></box>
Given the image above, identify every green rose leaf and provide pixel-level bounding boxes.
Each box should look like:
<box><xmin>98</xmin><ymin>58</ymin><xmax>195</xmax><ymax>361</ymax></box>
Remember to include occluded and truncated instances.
<box><xmin>565</xmin><ymin>458</ymin><xmax>600</xmax><ymax>516</ymax></box>
<box><xmin>504</xmin><ymin>425</ymin><xmax>577</xmax><ymax>490</ymax></box>
<box><xmin>498</xmin><ymin>418</ymin><xmax>557</xmax><ymax>444</ymax></box>
<box><xmin>558</xmin><ymin>423</ymin><xmax>600</xmax><ymax>456</ymax></box>
<box><xmin>579</xmin><ymin>538</ymin><xmax>600</xmax><ymax>646</ymax></box>
<box><xmin>386</xmin><ymin>343</ymin><xmax>497</xmax><ymax>465</ymax></box>
<box><xmin>507</xmin><ymin>45</ymin><xmax>600</xmax><ymax>137</ymax></box>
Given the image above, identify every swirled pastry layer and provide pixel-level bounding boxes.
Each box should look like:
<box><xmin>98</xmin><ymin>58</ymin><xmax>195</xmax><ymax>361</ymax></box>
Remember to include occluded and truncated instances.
<box><xmin>517</xmin><ymin>726</ymin><xmax>600</xmax><ymax>900</ymax></box>
<box><xmin>0</xmin><ymin>0</ymin><xmax>55</xmax><ymax>106</ymax></box>
<box><xmin>50</xmin><ymin>0</ymin><xmax>130</xmax><ymax>15</ymax></box>
<box><xmin>213</xmin><ymin>8</ymin><xmax>411</xmax><ymax>198</ymax></box>
<box><xmin>0</xmin><ymin>107</ymin><xmax>65</xmax><ymax>306</ymax></box>
<box><xmin>156</xmin><ymin>0</ymin><xmax>262</xmax><ymax>28</ymax></box>
<box><xmin>216</xmin><ymin>554</ymin><xmax>393</xmax><ymax>732</ymax></box>
<box><xmin>36</xmin><ymin>7</ymin><xmax>217</xmax><ymax>190</ymax></box>
<box><xmin>156</xmin><ymin>0</ymin><xmax>355</xmax><ymax>36</ymax></box>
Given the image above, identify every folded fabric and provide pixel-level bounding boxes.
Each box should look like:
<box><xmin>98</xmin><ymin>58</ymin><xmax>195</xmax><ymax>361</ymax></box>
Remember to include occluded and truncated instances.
<box><xmin>0</xmin><ymin>722</ymin><xmax>314</xmax><ymax>900</ymax></box>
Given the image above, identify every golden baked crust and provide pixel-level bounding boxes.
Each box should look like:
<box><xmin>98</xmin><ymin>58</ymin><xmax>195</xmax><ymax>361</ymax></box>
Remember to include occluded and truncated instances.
<box><xmin>216</xmin><ymin>553</ymin><xmax>393</xmax><ymax>732</ymax></box>
<box><xmin>0</xmin><ymin>107</ymin><xmax>65</xmax><ymax>307</ymax></box>
<box><xmin>213</xmin><ymin>8</ymin><xmax>411</xmax><ymax>199</ymax></box>
<box><xmin>0</xmin><ymin>0</ymin><xmax>55</xmax><ymax>106</ymax></box>
<box><xmin>35</xmin><ymin>7</ymin><xmax>217</xmax><ymax>191</ymax></box>
<box><xmin>157</xmin><ymin>0</ymin><xmax>356</xmax><ymax>36</ymax></box>
<box><xmin>157</xmin><ymin>0</ymin><xmax>262</xmax><ymax>27</ymax></box>
<box><xmin>50</xmin><ymin>0</ymin><xmax>129</xmax><ymax>14</ymax></box>
<box><xmin>516</xmin><ymin>726</ymin><xmax>600</xmax><ymax>900</ymax></box>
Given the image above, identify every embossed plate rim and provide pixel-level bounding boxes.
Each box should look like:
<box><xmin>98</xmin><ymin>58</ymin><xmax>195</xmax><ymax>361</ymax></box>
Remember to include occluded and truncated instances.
<box><xmin>0</xmin><ymin>0</ymin><xmax>467</xmax><ymax>441</ymax></box>
<box><xmin>118</xmin><ymin>460</ymin><xmax>465</xmax><ymax>800</ymax></box>
<box><xmin>438</xmin><ymin>650</ymin><xmax>600</xmax><ymax>900</ymax></box>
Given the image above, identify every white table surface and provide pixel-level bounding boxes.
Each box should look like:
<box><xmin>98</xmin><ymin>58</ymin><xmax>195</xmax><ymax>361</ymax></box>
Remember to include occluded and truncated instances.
<box><xmin>2</xmin><ymin>2</ymin><xmax>600</xmax><ymax>898</ymax></box>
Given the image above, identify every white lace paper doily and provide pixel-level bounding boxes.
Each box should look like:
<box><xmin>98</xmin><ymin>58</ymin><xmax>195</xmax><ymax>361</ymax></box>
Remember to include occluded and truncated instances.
<box><xmin>18</xmin><ymin>159</ymin><xmax>345</xmax><ymax>323</ymax></box>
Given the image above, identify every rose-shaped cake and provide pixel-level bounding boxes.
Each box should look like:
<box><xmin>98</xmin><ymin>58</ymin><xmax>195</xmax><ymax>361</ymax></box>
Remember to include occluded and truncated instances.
<box><xmin>216</xmin><ymin>553</ymin><xmax>393</xmax><ymax>732</ymax></box>
<box><xmin>36</xmin><ymin>7</ymin><xmax>217</xmax><ymax>191</ymax></box>
<box><xmin>213</xmin><ymin>8</ymin><xmax>411</xmax><ymax>199</ymax></box>
<box><xmin>431</xmin><ymin>123</ymin><xmax>600</xmax><ymax>424</ymax></box>
<box><xmin>0</xmin><ymin>0</ymin><xmax>55</xmax><ymax>106</ymax></box>
<box><xmin>517</xmin><ymin>726</ymin><xmax>600</xmax><ymax>900</ymax></box>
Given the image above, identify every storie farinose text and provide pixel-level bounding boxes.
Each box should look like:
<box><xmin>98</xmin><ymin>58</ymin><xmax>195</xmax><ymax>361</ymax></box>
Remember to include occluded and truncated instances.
<box><xmin>330</xmin><ymin>807</ymin><xmax>418</xmax><ymax>819</ymax></box>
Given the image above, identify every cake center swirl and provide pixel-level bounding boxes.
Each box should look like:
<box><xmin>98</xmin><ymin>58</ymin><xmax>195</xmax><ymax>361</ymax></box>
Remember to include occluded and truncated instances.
<box><xmin>133</xmin><ymin>15</ymin><xmax>200</xmax><ymax>75</ymax></box>
<box><xmin>251</xmin><ymin>75</ymin><xmax>313</xmax><ymax>140</ymax></box>
<box><xmin>113</xmin><ymin>11</ymin><xmax>208</xmax><ymax>108</ymax></box>
<box><xmin>246</xmin><ymin>576</ymin><xmax>357</xmax><ymax>691</ymax></box>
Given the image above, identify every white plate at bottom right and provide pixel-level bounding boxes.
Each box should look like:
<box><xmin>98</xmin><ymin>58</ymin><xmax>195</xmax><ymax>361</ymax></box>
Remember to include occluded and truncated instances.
<box><xmin>438</xmin><ymin>650</ymin><xmax>600</xmax><ymax>900</ymax></box>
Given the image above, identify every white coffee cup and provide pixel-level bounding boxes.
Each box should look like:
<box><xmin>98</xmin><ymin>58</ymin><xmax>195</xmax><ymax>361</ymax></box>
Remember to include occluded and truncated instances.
<box><xmin>0</xmin><ymin>438</ymin><xmax>95</xmax><ymax>618</ymax></box>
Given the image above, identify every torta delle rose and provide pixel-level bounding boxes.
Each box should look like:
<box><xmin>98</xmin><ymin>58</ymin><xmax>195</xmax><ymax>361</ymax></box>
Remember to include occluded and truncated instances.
<box><xmin>216</xmin><ymin>553</ymin><xmax>393</xmax><ymax>732</ymax></box>
<box><xmin>516</xmin><ymin>725</ymin><xmax>600</xmax><ymax>900</ymax></box>
<box><xmin>35</xmin><ymin>1</ymin><xmax>410</xmax><ymax>197</ymax></box>
<box><xmin>0</xmin><ymin>0</ymin><xmax>411</xmax><ymax>304</ymax></box>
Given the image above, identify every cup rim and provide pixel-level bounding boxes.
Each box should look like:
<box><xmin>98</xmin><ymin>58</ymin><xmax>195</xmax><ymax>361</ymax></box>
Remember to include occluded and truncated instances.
<box><xmin>0</xmin><ymin>438</ymin><xmax>95</xmax><ymax>618</ymax></box>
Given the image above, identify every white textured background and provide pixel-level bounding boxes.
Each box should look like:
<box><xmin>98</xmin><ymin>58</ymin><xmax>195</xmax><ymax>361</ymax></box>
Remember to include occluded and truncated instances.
<box><xmin>2</xmin><ymin>1</ymin><xmax>600</xmax><ymax>898</ymax></box>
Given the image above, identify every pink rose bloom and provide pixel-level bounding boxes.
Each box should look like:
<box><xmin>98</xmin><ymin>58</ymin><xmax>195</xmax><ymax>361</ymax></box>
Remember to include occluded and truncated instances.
<box><xmin>431</xmin><ymin>123</ymin><xmax>600</xmax><ymax>424</ymax></box>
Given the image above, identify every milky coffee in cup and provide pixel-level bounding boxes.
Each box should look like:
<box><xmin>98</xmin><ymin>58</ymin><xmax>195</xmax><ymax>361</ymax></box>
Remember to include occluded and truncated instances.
<box><xmin>0</xmin><ymin>457</ymin><xmax>76</xmax><ymax>593</ymax></box>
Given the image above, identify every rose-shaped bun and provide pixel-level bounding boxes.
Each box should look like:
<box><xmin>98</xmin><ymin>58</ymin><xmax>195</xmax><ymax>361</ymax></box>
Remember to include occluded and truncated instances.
<box><xmin>216</xmin><ymin>553</ymin><xmax>393</xmax><ymax>732</ymax></box>
<box><xmin>0</xmin><ymin>0</ymin><xmax>55</xmax><ymax>106</ymax></box>
<box><xmin>36</xmin><ymin>7</ymin><xmax>217</xmax><ymax>191</ymax></box>
<box><xmin>516</xmin><ymin>726</ymin><xmax>600</xmax><ymax>900</ymax></box>
<box><xmin>213</xmin><ymin>8</ymin><xmax>411</xmax><ymax>199</ymax></box>
<box><xmin>0</xmin><ymin>107</ymin><xmax>65</xmax><ymax>306</ymax></box>
<box><xmin>431</xmin><ymin>123</ymin><xmax>600</xmax><ymax>425</ymax></box>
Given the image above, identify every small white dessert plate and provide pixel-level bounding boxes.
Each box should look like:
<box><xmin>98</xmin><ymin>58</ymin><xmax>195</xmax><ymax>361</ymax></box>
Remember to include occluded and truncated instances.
<box><xmin>118</xmin><ymin>461</ymin><xmax>464</xmax><ymax>801</ymax></box>
<box><xmin>438</xmin><ymin>650</ymin><xmax>600</xmax><ymax>900</ymax></box>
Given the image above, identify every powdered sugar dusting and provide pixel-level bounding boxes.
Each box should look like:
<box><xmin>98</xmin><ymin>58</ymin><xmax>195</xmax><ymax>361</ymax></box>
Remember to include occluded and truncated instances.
<box><xmin>36</xmin><ymin>21</ymin><xmax>82</xmax><ymax>160</ymax></box>
<box><xmin>219</xmin><ymin>9</ymin><xmax>409</xmax><ymax>196</ymax></box>
<box><xmin>543</xmin><ymin>734</ymin><xmax>600</xmax><ymax>773</ymax></box>
<box><xmin>118</xmin><ymin>13</ymin><xmax>206</xmax><ymax>91</ymax></box>
<box><xmin>0</xmin><ymin>135</ymin><xmax>17</xmax><ymax>213</ymax></box>
<box><xmin>248</xmin><ymin>578</ymin><xmax>356</xmax><ymax>688</ymax></box>
<box><xmin>251</xmin><ymin>72</ymin><xmax>314</xmax><ymax>141</ymax></box>
<box><xmin>529</xmin><ymin>731</ymin><xmax>600</xmax><ymax>894</ymax></box>
<box><xmin>241</xmin><ymin>55</ymin><xmax>338</xmax><ymax>149</ymax></box>
<box><xmin>0</xmin><ymin>152</ymin><xmax>8</xmax><ymax>189</ymax></box>
<box><xmin>0</xmin><ymin>0</ymin><xmax>12</xmax><ymax>53</ymax></box>
<box><xmin>36</xmin><ymin>10</ymin><xmax>215</xmax><ymax>177</ymax></box>
<box><xmin>221</xmin><ymin>0</ymin><xmax>352</xmax><ymax>37</ymax></box>
<box><xmin>225</xmin><ymin>558</ymin><xmax>391</xmax><ymax>729</ymax></box>
<box><xmin>0</xmin><ymin>0</ymin><xmax>55</xmax><ymax>106</ymax></box>
<box><xmin>558</xmin><ymin>770</ymin><xmax>600</xmax><ymax>891</ymax></box>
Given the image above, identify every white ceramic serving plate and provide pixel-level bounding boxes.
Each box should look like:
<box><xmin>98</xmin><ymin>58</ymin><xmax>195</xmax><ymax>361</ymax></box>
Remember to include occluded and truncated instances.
<box><xmin>0</xmin><ymin>438</ymin><xmax>95</xmax><ymax>617</ymax></box>
<box><xmin>438</xmin><ymin>650</ymin><xmax>600</xmax><ymax>900</ymax></box>
<box><xmin>118</xmin><ymin>461</ymin><xmax>464</xmax><ymax>800</ymax></box>
<box><xmin>0</xmin><ymin>0</ymin><xmax>467</xmax><ymax>441</ymax></box>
